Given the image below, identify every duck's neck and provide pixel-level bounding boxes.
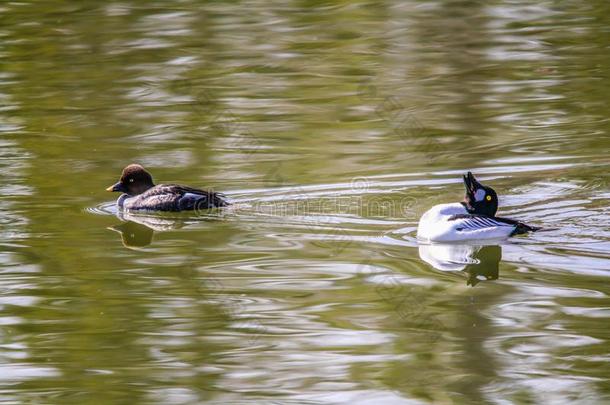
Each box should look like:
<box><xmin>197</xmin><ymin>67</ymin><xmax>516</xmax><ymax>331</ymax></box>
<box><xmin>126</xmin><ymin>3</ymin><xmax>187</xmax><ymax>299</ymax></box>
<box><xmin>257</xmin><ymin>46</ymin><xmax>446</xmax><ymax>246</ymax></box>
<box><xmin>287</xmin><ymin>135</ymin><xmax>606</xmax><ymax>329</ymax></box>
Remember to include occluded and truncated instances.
<box><xmin>117</xmin><ymin>194</ymin><xmax>130</xmax><ymax>208</ymax></box>
<box><xmin>460</xmin><ymin>201</ymin><xmax>474</xmax><ymax>213</ymax></box>
<box><xmin>131</xmin><ymin>182</ymin><xmax>155</xmax><ymax>195</ymax></box>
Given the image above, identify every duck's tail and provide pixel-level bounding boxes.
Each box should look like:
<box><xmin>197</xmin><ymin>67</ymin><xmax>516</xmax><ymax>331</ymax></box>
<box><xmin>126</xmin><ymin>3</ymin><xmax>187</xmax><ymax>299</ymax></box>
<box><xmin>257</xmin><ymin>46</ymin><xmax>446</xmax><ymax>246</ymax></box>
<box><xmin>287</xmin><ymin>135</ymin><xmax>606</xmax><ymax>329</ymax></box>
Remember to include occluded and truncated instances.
<box><xmin>511</xmin><ymin>222</ymin><xmax>542</xmax><ymax>236</ymax></box>
<box><xmin>211</xmin><ymin>192</ymin><xmax>230</xmax><ymax>208</ymax></box>
<box><xmin>493</xmin><ymin>216</ymin><xmax>542</xmax><ymax>236</ymax></box>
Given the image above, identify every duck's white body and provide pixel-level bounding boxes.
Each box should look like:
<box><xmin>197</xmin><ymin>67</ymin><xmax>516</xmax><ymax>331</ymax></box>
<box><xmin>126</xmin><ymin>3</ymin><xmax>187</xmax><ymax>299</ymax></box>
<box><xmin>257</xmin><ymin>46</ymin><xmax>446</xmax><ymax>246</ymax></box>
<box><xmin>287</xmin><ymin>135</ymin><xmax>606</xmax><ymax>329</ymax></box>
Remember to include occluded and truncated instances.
<box><xmin>417</xmin><ymin>203</ymin><xmax>517</xmax><ymax>243</ymax></box>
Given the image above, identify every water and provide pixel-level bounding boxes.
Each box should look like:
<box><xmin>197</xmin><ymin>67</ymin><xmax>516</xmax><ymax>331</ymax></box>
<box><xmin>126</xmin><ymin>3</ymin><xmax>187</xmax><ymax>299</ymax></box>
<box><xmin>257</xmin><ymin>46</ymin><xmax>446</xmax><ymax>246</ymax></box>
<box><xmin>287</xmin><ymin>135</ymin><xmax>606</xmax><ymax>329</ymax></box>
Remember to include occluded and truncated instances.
<box><xmin>1</xmin><ymin>1</ymin><xmax>609</xmax><ymax>403</ymax></box>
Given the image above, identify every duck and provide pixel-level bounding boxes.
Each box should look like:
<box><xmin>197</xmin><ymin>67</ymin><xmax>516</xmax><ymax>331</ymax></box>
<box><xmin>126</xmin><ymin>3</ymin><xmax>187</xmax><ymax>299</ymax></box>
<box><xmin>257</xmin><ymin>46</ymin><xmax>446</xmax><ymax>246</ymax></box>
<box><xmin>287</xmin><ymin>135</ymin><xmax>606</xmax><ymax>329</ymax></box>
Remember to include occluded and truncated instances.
<box><xmin>417</xmin><ymin>172</ymin><xmax>539</xmax><ymax>243</ymax></box>
<box><xmin>106</xmin><ymin>164</ymin><xmax>229</xmax><ymax>211</ymax></box>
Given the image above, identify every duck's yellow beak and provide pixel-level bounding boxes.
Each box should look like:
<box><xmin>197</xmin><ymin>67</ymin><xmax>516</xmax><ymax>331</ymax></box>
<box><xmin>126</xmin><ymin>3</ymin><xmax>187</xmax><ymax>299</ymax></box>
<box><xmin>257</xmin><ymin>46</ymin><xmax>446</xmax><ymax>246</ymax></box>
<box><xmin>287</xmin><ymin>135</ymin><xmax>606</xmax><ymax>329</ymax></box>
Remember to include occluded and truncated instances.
<box><xmin>106</xmin><ymin>182</ymin><xmax>125</xmax><ymax>192</ymax></box>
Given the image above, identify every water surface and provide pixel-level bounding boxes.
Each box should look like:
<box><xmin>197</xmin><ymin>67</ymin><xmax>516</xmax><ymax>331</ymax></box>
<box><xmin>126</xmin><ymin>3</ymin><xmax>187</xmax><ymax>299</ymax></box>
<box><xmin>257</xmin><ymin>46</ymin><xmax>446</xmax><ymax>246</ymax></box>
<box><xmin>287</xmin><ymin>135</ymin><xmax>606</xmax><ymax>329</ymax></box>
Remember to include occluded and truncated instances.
<box><xmin>1</xmin><ymin>1</ymin><xmax>609</xmax><ymax>403</ymax></box>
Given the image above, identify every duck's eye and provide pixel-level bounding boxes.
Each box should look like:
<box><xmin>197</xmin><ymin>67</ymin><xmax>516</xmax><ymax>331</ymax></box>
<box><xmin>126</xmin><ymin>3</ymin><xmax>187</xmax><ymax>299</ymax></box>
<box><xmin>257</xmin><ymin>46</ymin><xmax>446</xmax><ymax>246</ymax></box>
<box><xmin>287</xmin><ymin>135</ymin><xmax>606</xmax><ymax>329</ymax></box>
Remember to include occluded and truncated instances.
<box><xmin>486</xmin><ymin>195</ymin><xmax>492</xmax><ymax>201</ymax></box>
<box><xmin>129</xmin><ymin>178</ymin><xmax>134</xmax><ymax>183</ymax></box>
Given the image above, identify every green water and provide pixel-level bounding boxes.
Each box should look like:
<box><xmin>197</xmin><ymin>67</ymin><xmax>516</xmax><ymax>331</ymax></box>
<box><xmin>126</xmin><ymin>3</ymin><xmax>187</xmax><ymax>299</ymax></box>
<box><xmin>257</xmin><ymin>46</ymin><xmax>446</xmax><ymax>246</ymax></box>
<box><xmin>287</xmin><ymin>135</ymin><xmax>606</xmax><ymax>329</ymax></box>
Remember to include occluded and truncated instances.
<box><xmin>1</xmin><ymin>1</ymin><xmax>609</xmax><ymax>403</ymax></box>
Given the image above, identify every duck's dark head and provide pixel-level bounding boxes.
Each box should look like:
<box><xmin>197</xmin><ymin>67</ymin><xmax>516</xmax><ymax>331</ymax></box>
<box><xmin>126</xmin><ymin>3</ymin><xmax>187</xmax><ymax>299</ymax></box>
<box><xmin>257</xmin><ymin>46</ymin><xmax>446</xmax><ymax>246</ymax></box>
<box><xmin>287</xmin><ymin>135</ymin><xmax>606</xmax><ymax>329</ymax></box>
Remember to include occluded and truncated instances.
<box><xmin>106</xmin><ymin>164</ymin><xmax>155</xmax><ymax>196</ymax></box>
<box><xmin>462</xmin><ymin>171</ymin><xmax>498</xmax><ymax>217</ymax></box>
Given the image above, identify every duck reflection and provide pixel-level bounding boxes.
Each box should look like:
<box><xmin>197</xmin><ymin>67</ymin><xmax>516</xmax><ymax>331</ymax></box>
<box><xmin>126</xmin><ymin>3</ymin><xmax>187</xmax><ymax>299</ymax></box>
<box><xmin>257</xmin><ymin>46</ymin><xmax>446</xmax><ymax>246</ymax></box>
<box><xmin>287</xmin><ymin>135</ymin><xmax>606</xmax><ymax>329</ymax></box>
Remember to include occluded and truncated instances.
<box><xmin>418</xmin><ymin>244</ymin><xmax>501</xmax><ymax>286</ymax></box>
<box><xmin>108</xmin><ymin>211</ymin><xmax>187</xmax><ymax>248</ymax></box>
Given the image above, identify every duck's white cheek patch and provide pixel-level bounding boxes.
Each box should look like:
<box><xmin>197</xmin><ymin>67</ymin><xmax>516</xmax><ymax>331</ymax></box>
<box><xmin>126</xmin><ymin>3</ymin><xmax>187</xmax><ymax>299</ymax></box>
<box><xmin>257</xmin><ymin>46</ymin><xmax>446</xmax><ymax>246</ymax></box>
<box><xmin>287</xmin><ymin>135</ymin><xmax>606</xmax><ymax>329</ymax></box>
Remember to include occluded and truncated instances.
<box><xmin>474</xmin><ymin>189</ymin><xmax>486</xmax><ymax>202</ymax></box>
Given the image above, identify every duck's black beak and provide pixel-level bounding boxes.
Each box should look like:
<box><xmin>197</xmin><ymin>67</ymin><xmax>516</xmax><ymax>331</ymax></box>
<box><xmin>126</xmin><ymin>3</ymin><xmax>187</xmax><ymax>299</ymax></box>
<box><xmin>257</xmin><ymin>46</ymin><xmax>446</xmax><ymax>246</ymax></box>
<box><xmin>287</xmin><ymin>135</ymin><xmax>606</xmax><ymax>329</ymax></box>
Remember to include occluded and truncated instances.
<box><xmin>463</xmin><ymin>171</ymin><xmax>480</xmax><ymax>195</ymax></box>
<box><xmin>106</xmin><ymin>182</ymin><xmax>126</xmax><ymax>193</ymax></box>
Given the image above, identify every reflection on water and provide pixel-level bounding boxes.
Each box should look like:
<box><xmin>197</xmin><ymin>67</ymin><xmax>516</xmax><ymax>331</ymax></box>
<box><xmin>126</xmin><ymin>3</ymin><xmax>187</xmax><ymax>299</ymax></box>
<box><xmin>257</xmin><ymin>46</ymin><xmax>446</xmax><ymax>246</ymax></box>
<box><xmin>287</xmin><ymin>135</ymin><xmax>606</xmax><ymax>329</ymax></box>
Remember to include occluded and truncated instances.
<box><xmin>419</xmin><ymin>244</ymin><xmax>501</xmax><ymax>286</ymax></box>
<box><xmin>107</xmin><ymin>206</ymin><xmax>234</xmax><ymax>247</ymax></box>
<box><xmin>1</xmin><ymin>0</ymin><xmax>610</xmax><ymax>403</ymax></box>
<box><xmin>109</xmin><ymin>221</ymin><xmax>155</xmax><ymax>248</ymax></box>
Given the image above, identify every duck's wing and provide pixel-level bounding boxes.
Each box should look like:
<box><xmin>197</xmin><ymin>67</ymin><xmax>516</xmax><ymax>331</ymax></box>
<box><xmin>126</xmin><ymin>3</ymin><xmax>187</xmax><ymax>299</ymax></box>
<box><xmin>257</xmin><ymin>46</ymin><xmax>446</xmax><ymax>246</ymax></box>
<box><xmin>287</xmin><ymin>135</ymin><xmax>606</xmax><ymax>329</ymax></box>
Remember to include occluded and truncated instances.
<box><xmin>448</xmin><ymin>214</ymin><xmax>539</xmax><ymax>236</ymax></box>
<box><xmin>126</xmin><ymin>185</ymin><xmax>229</xmax><ymax>211</ymax></box>
<box><xmin>127</xmin><ymin>188</ymin><xmax>184</xmax><ymax>211</ymax></box>
<box><xmin>164</xmin><ymin>184</ymin><xmax>230</xmax><ymax>210</ymax></box>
